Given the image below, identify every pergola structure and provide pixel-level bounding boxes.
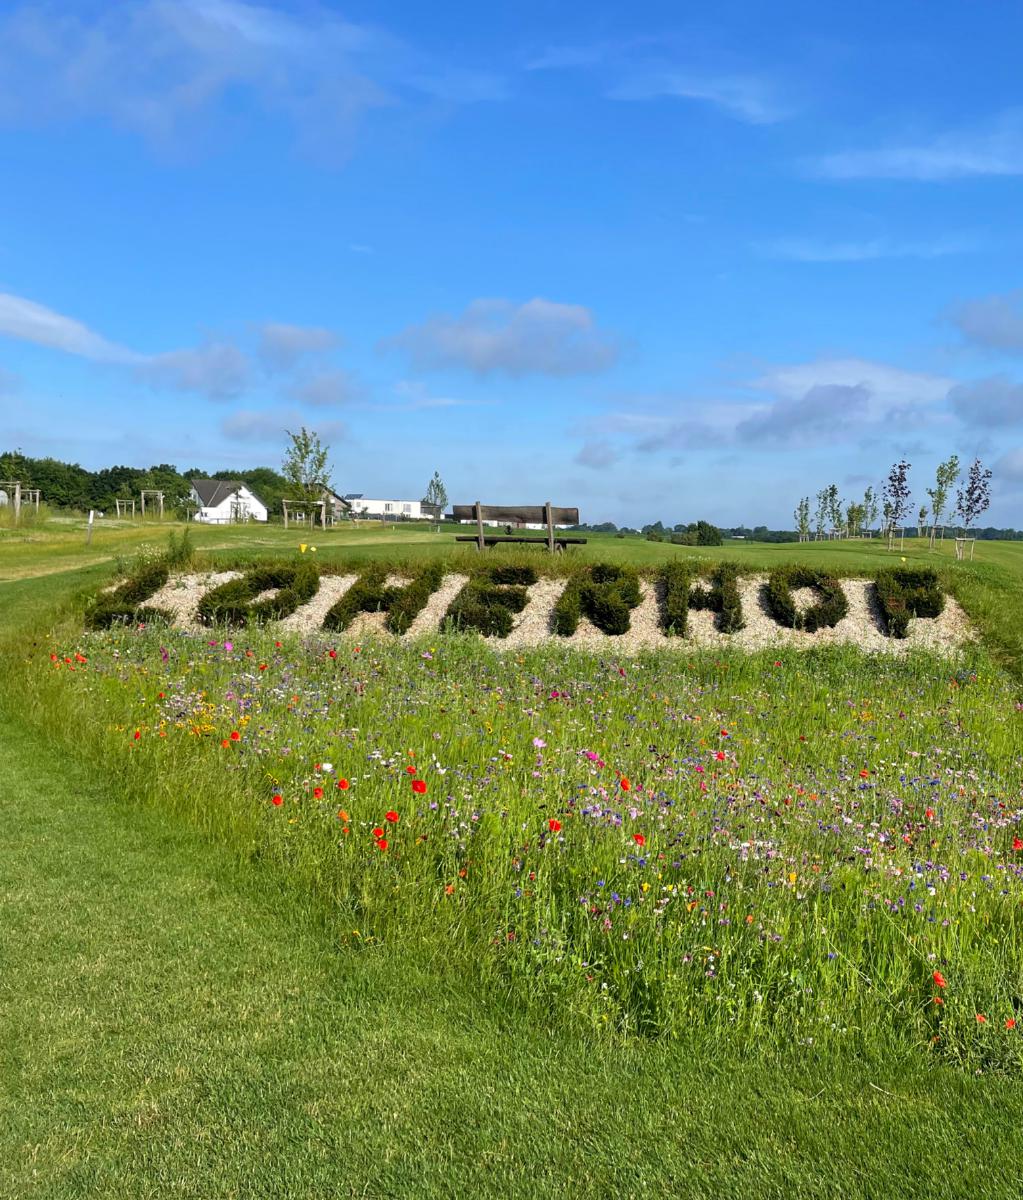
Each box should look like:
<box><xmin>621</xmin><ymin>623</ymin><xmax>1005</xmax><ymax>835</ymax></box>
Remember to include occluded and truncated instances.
<box><xmin>115</xmin><ymin>498</ymin><xmax>137</xmax><ymax>518</ymax></box>
<box><xmin>140</xmin><ymin>489</ymin><xmax>165</xmax><ymax>520</ymax></box>
<box><xmin>282</xmin><ymin>498</ymin><xmax>327</xmax><ymax>530</ymax></box>
<box><xmin>0</xmin><ymin>479</ymin><xmax>22</xmax><ymax>520</ymax></box>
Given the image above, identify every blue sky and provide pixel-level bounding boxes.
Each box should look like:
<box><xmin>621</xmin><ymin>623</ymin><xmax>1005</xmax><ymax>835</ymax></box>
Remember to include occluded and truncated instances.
<box><xmin>1</xmin><ymin>0</ymin><xmax>1022</xmax><ymax>526</ymax></box>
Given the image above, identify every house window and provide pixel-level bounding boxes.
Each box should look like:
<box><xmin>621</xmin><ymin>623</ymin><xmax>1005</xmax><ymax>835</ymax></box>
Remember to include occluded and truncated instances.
<box><xmin>403</xmin><ymin>503</ymin><xmax>412</xmax><ymax>513</ymax></box>
<box><xmin>384</xmin><ymin>503</ymin><xmax>393</xmax><ymax>512</ymax></box>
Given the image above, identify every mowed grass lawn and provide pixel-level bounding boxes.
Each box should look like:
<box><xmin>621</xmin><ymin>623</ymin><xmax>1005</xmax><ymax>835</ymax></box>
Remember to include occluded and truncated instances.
<box><xmin>3</xmin><ymin>527</ymin><xmax>1023</xmax><ymax>1197</ymax></box>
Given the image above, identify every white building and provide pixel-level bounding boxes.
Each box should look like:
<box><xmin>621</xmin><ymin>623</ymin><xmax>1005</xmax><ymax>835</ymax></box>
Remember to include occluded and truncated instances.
<box><xmin>190</xmin><ymin>479</ymin><xmax>269</xmax><ymax>524</ymax></box>
<box><xmin>344</xmin><ymin>494</ymin><xmax>431</xmax><ymax>520</ymax></box>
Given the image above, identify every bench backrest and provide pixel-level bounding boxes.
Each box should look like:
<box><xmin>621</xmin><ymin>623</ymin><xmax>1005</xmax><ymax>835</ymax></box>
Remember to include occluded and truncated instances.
<box><xmin>451</xmin><ymin>504</ymin><xmax>579</xmax><ymax>526</ymax></box>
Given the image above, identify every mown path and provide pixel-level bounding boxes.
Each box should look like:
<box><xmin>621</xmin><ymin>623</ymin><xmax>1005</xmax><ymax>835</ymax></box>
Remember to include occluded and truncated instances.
<box><xmin>2</xmin><ymin>564</ymin><xmax>1023</xmax><ymax>1198</ymax></box>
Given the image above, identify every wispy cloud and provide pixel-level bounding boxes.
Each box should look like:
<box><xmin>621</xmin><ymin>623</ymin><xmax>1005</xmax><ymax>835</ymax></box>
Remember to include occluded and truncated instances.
<box><xmin>574</xmin><ymin>439</ymin><xmax>620</xmax><ymax>469</ymax></box>
<box><xmin>610</xmin><ymin>71</ymin><xmax>789</xmax><ymax>124</ymax></box>
<box><xmin>222</xmin><ymin>407</ymin><xmax>348</xmax><ymax>443</ymax></box>
<box><xmin>0</xmin><ymin>289</ymin><xmax>249</xmax><ymax>399</ymax></box>
<box><xmin>257</xmin><ymin>322</ymin><xmax>340</xmax><ymax>371</ymax></box>
<box><xmin>386</xmin><ymin>298</ymin><xmax>619</xmax><ymax>377</ymax></box>
<box><xmin>948</xmin><ymin>375</ymin><xmax>1023</xmax><ymax>427</ymax></box>
<box><xmin>950</xmin><ymin>290</ymin><xmax>1023</xmax><ymax>354</ymax></box>
<box><xmin>0</xmin><ymin>0</ymin><xmax>505</xmax><ymax>161</ymax></box>
<box><xmin>290</xmin><ymin>368</ymin><xmax>362</xmax><ymax>408</ymax></box>
<box><xmin>809</xmin><ymin>111</ymin><xmax>1023</xmax><ymax>180</ymax></box>
<box><xmin>755</xmin><ymin>233</ymin><xmax>981</xmax><ymax>262</ymax></box>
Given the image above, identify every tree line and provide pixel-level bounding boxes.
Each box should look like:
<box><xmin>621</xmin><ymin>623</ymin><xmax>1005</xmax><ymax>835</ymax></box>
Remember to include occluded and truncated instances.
<box><xmin>793</xmin><ymin>457</ymin><xmax>998</xmax><ymax>553</ymax></box>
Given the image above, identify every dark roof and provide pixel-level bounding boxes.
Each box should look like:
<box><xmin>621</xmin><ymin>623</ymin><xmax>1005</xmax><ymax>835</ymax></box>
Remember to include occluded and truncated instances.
<box><xmin>190</xmin><ymin>478</ymin><xmax>265</xmax><ymax>508</ymax></box>
<box><xmin>343</xmin><ymin>493</ymin><xmax>363</xmax><ymax>500</ymax></box>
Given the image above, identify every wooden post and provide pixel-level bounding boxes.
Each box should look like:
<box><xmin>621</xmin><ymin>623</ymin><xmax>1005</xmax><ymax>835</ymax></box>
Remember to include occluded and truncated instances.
<box><xmin>13</xmin><ymin>481</ymin><xmax>21</xmax><ymax>523</ymax></box>
<box><xmin>545</xmin><ymin>500</ymin><xmax>554</xmax><ymax>554</ymax></box>
<box><xmin>86</xmin><ymin>509</ymin><xmax>94</xmax><ymax>546</ymax></box>
<box><xmin>476</xmin><ymin>501</ymin><xmax>485</xmax><ymax>551</ymax></box>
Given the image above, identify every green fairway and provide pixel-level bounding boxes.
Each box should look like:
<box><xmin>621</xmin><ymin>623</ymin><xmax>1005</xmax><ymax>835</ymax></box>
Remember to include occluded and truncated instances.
<box><xmin>3</xmin><ymin>526</ymin><xmax>1023</xmax><ymax>1198</ymax></box>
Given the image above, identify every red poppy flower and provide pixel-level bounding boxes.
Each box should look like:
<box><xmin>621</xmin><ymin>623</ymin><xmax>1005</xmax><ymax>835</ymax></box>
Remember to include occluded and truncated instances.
<box><xmin>406</xmin><ymin>765</ymin><xmax>417</xmax><ymax>775</ymax></box>
<box><xmin>259</xmin><ymin>663</ymin><xmax>267</xmax><ymax>671</ymax></box>
<box><xmin>549</xmin><ymin>818</ymin><xmax>562</xmax><ymax>832</ymax></box>
<box><xmin>932</xmin><ymin>996</ymin><xmax>943</xmax><ymax>1006</ymax></box>
<box><xmin>313</xmin><ymin>787</ymin><xmax>324</xmax><ymax>799</ymax></box>
<box><xmin>632</xmin><ymin>833</ymin><xmax>646</xmax><ymax>847</ymax></box>
<box><xmin>271</xmin><ymin>794</ymin><xmax>283</xmax><ymax>806</ymax></box>
<box><xmin>1014</xmin><ymin>837</ymin><xmax>1023</xmax><ymax>851</ymax></box>
<box><xmin>714</xmin><ymin>751</ymin><xmax>726</xmax><ymax>761</ymax></box>
<box><xmin>859</xmin><ymin>769</ymin><xmax>870</xmax><ymax>779</ymax></box>
<box><xmin>221</xmin><ymin>739</ymin><xmax>230</xmax><ymax>748</ymax></box>
<box><xmin>976</xmin><ymin>1013</ymin><xmax>987</xmax><ymax>1024</ymax></box>
<box><xmin>376</xmin><ymin>838</ymin><xmax>388</xmax><ymax>851</ymax></box>
<box><xmin>372</xmin><ymin>827</ymin><xmax>384</xmax><ymax>838</ymax></box>
<box><xmin>328</xmin><ymin>649</ymin><xmax>337</xmax><ymax>659</ymax></box>
<box><xmin>620</xmin><ymin>777</ymin><xmax>631</xmax><ymax>791</ymax></box>
<box><xmin>337</xmin><ymin>778</ymin><xmax>350</xmax><ymax>790</ymax></box>
<box><xmin>1007</xmin><ymin>1018</ymin><xmax>1017</xmax><ymax>1030</ymax></box>
<box><xmin>230</xmin><ymin>731</ymin><xmax>241</xmax><ymax>742</ymax></box>
<box><xmin>412</xmin><ymin>779</ymin><xmax>427</xmax><ymax>794</ymax></box>
<box><xmin>925</xmin><ymin>808</ymin><xmax>935</xmax><ymax>820</ymax></box>
<box><xmin>385</xmin><ymin>810</ymin><xmax>399</xmax><ymax>824</ymax></box>
<box><xmin>133</xmin><ymin>730</ymin><xmax>141</xmax><ymax>741</ymax></box>
<box><xmin>933</xmin><ymin>970</ymin><xmax>947</xmax><ymax>989</ymax></box>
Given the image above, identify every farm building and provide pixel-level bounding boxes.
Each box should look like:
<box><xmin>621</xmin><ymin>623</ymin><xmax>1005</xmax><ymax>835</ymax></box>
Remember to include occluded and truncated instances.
<box><xmin>190</xmin><ymin>479</ymin><xmax>268</xmax><ymax>524</ymax></box>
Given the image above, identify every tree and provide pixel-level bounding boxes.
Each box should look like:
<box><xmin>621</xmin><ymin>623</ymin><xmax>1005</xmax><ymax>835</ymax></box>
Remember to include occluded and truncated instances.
<box><xmin>282</xmin><ymin>427</ymin><xmax>332</xmax><ymax>502</ymax></box>
<box><xmin>421</xmin><ymin>471</ymin><xmax>448</xmax><ymax>518</ymax></box>
<box><xmin>845</xmin><ymin>500</ymin><xmax>865</xmax><ymax>538</ymax></box>
<box><xmin>794</xmin><ymin>497</ymin><xmax>811</xmax><ymax>542</ymax></box>
<box><xmin>813</xmin><ymin>488</ymin><xmax>829</xmax><ymax>541</ymax></box>
<box><xmin>862</xmin><ymin>486</ymin><xmax>879</xmax><ymax>538</ymax></box>
<box><xmin>954</xmin><ymin>458</ymin><xmax>993</xmax><ymax>560</ymax></box>
<box><xmin>824</xmin><ymin>483</ymin><xmax>843</xmax><ymax>538</ymax></box>
<box><xmin>926</xmin><ymin>455</ymin><xmax>960</xmax><ymax>549</ymax></box>
<box><xmin>882</xmin><ymin>460</ymin><xmax>912</xmax><ymax>550</ymax></box>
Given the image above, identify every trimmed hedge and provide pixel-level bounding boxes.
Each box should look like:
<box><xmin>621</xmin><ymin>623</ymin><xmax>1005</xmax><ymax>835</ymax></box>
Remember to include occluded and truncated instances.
<box><xmin>323</xmin><ymin>563</ymin><xmax>444</xmax><ymax>635</ymax></box>
<box><xmin>765</xmin><ymin>566</ymin><xmax>848</xmax><ymax>632</ymax></box>
<box><xmin>874</xmin><ymin>567</ymin><xmax>945</xmax><ymax>638</ymax></box>
<box><xmin>197</xmin><ymin>562</ymin><xmax>321</xmax><ymax>626</ymax></box>
<box><xmin>659</xmin><ymin>561</ymin><xmax>693</xmax><ymax>636</ymax></box>
<box><xmin>84</xmin><ymin>561</ymin><xmax>171</xmax><ymax>630</ymax></box>
<box><xmin>685</xmin><ymin>563</ymin><xmax>745</xmax><ymax>634</ymax></box>
<box><xmin>442</xmin><ymin>565</ymin><xmax>537</xmax><ymax>637</ymax></box>
<box><xmin>553</xmin><ymin>564</ymin><xmax>641</xmax><ymax>636</ymax></box>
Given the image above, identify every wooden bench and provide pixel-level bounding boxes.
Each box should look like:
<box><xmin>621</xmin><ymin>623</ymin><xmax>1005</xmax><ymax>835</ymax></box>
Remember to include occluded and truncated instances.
<box><xmin>452</xmin><ymin>502</ymin><xmax>587</xmax><ymax>553</ymax></box>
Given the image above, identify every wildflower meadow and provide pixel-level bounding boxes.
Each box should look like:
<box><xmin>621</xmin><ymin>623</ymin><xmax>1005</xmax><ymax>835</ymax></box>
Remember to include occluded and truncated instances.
<box><xmin>26</xmin><ymin>607</ymin><xmax>1023</xmax><ymax>1068</ymax></box>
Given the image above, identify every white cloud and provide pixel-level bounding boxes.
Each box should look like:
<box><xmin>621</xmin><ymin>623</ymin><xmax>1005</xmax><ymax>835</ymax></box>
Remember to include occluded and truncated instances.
<box><xmin>0</xmin><ymin>0</ymin><xmax>504</xmax><ymax>160</ymax></box>
<box><xmin>0</xmin><ymin>291</ymin><xmax>138</xmax><ymax>362</ymax></box>
<box><xmin>951</xmin><ymin>291</ymin><xmax>1023</xmax><ymax>354</ymax></box>
<box><xmin>948</xmin><ymin>376</ymin><xmax>1023</xmax><ymax>427</ymax></box>
<box><xmin>221</xmin><ymin>407</ymin><xmax>349</xmax><ymax>443</ymax></box>
<box><xmin>754</xmin><ymin>358</ymin><xmax>952</xmax><ymax>416</ymax></box>
<box><xmin>257</xmin><ymin>322</ymin><xmax>339</xmax><ymax>371</ymax></box>
<box><xmin>0</xmin><ymin>288</ymin><xmax>250</xmax><ymax>400</ymax></box>
<box><xmin>810</xmin><ymin>111</ymin><xmax>1023</xmax><ymax>180</ymax></box>
<box><xmin>387</xmin><ymin>297</ymin><xmax>618</xmax><ymax>376</ymax></box>
<box><xmin>290</xmin><ymin>369</ymin><xmax>361</xmax><ymax>407</ymax></box>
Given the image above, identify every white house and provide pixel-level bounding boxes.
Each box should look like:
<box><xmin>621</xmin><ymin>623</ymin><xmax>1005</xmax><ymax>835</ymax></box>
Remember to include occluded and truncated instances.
<box><xmin>190</xmin><ymin>479</ymin><xmax>268</xmax><ymax>524</ymax></box>
<box><xmin>344</xmin><ymin>494</ymin><xmax>430</xmax><ymax>520</ymax></box>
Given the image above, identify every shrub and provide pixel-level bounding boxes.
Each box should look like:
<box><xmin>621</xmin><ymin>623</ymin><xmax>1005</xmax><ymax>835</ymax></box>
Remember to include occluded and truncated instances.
<box><xmin>874</xmin><ymin>568</ymin><xmax>945</xmax><ymax>638</ymax></box>
<box><xmin>659</xmin><ymin>561</ymin><xmax>693</xmax><ymax>635</ymax></box>
<box><xmin>554</xmin><ymin>564</ymin><xmax>641</xmax><ymax>636</ymax></box>
<box><xmin>686</xmin><ymin>563</ymin><xmax>745</xmax><ymax>633</ymax></box>
<box><xmin>765</xmin><ymin>567</ymin><xmax>848</xmax><ymax>632</ymax></box>
<box><xmin>443</xmin><ymin>565</ymin><xmax>537</xmax><ymax>637</ymax></box>
<box><xmin>197</xmin><ymin>562</ymin><xmax>320</xmax><ymax>626</ymax></box>
<box><xmin>323</xmin><ymin>563</ymin><xmax>444</xmax><ymax>635</ymax></box>
<box><xmin>85</xmin><ymin>561</ymin><xmax>171</xmax><ymax>630</ymax></box>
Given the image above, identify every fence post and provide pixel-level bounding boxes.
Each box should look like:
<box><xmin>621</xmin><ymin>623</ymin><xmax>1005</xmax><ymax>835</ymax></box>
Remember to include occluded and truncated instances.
<box><xmin>476</xmin><ymin>501</ymin><xmax>485</xmax><ymax>552</ymax></box>
<box><xmin>545</xmin><ymin>500</ymin><xmax>554</xmax><ymax>554</ymax></box>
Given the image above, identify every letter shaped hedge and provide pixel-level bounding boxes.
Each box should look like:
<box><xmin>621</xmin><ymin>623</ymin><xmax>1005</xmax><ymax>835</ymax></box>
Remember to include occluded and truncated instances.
<box><xmin>443</xmin><ymin>565</ymin><xmax>537</xmax><ymax>637</ymax></box>
<box><xmin>669</xmin><ymin>563</ymin><xmax>745</xmax><ymax>634</ymax></box>
<box><xmin>85</xmin><ymin>561</ymin><xmax>171</xmax><ymax>630</ymax></box>
<box><xmin>554</xmin><ymin>564</ymin><xmax>641</xmax><ymax>636</ymax></box>
<box><xmin>764</xmin><ymin>566</ymin><xmax>848</xmax><ymax>632</ymax></box>
<box><xmin>197</xmin><ymin>562</ymin><xmax>321</xmax><ymax>626</ymax></box>
<box><xmin>874</xmin><ymin>567</ymin><xmax>945</xmax><ymax>638</ymax></box>
<box><xmin>323</xmin><ymin>563</ymin><xmax>444</xmax><ymax>634</ymax></box>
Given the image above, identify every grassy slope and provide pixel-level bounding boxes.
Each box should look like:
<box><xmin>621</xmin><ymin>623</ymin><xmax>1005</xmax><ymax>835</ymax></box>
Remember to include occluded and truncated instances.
<box><xmin>3</xmin><ymin>533</ymin><xmax>1023</xmax><ymax>1197</ymax></box>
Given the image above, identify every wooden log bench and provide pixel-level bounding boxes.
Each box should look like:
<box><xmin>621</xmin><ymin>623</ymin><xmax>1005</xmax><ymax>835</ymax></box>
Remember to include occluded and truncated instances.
<box><xmin>452</xmin><ymin>502</ymin><xmax>587</xmax><ymax>553</ymax></box>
